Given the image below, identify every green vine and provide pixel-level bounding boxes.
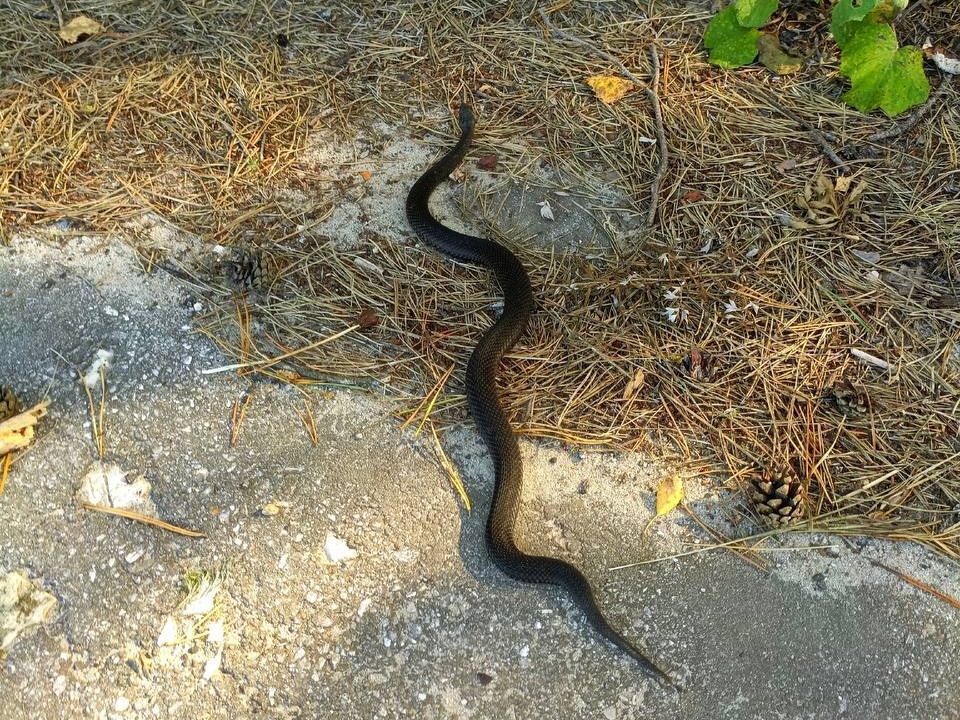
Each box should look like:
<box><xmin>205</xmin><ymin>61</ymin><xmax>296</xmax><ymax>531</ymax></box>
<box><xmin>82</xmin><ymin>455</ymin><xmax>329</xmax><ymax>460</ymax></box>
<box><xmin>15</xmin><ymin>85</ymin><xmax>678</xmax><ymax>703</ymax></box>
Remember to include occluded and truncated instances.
<box><xmin>704</xmin><ymin>0</ymin><xmax>930</xmax><ymax>116</ymax></box>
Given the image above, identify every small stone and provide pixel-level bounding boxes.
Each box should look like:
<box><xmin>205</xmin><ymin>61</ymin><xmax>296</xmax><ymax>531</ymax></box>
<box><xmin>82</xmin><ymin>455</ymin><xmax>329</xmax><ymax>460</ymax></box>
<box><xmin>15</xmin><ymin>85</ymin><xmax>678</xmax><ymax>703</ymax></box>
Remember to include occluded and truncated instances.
<box><xmin>357</xmin><ymin>598</ymin><xmax>372</xmax><ymax>617</ymax></box>
<box><xmin>115</xmin><ymin>696</ymin><xmax>130</xmax><ymax>712</ymax></box>
<box><xmin>202</xmin><ymin>650</ymin><xmax>222</xmax><ymax>680</ymax></box>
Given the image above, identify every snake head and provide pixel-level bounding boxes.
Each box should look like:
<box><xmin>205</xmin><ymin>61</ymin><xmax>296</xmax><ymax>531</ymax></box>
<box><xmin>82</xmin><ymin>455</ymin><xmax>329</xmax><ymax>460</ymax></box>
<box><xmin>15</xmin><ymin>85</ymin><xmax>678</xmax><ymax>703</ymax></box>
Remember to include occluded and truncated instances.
<box><xmin>457</xmin><ymin>104</ymin><xmax>476</xmax><ymax>135</ymax></box>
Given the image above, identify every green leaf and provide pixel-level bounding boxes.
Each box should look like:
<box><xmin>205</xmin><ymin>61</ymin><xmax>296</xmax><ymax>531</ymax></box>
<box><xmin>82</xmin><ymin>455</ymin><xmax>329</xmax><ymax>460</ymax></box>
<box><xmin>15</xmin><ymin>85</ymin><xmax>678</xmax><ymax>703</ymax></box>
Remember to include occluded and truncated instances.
<box><xmin>735</xmin><ymin>0</ymin><xmax>779</xmax><ymax>28</ymax></box>
<box><xmin>840</xmin><ymin>23</ymin><xmax>929</xmax><ymax>116</ymax></box>
<box><xmin>831</xmin><ymin>0</ymin><xmax>908</xmax><ymax>47</ymax></box>
<box><xmin>831</xmin><ymin>0</ymin><xmax>879</xmax><ymax>47</ymax></box>
<box><xmin>705</xmin><ymin>5</ymin><xmax>761</xmax><ymax>69</ymax></box>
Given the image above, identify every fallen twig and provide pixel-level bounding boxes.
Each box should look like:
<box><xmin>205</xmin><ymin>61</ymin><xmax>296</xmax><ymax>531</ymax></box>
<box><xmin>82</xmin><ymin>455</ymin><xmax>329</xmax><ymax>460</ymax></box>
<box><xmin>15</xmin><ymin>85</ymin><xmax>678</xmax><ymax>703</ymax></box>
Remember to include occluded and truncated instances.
<box><xmin>869</xmin><ymin>558</ymin><xmax>960</xmax><ymax>611</ymax></box>
<box><xmin>537</xmin><ymin>8</ymin><xmax>668</xmax><ymax>226</ymax></box>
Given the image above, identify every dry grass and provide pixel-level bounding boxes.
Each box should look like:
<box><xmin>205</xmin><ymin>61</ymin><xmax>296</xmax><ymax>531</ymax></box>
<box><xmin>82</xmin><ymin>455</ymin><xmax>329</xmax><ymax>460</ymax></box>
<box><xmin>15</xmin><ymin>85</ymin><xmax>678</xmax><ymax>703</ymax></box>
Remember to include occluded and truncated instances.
<box><xmin>2</xmin><ymin>1</ymin><xmax>959</xmax><ymax>556</ymax></box>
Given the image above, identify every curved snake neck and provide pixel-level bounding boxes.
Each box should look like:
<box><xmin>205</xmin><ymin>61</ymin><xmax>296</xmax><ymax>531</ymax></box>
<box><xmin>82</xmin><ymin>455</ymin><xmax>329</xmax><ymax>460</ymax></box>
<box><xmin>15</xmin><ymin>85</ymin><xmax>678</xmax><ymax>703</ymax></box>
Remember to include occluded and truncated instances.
<box><xmin>405</xmin><ymin>105</ymin><xmax>671</xmax><ymax>686</ymax></box>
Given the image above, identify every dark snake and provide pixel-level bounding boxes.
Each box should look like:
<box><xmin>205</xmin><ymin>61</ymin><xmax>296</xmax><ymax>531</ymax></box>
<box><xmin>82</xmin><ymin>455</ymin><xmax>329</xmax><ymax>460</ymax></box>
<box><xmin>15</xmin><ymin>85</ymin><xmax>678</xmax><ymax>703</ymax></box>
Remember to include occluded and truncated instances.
<box><xmin>405</xmin><ymin>105</ymin><xmax>672</xmax><ymax>685</ymax></box>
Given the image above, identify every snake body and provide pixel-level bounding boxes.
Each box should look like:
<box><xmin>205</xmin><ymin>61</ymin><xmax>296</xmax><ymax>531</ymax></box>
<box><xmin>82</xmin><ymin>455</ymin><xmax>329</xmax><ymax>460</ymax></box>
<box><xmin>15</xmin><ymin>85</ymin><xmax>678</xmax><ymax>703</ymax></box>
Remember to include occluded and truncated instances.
<box><xmin>405</xmin><ymin>105</ymin><xmax>670</xmax><ymax>685</ymax></box>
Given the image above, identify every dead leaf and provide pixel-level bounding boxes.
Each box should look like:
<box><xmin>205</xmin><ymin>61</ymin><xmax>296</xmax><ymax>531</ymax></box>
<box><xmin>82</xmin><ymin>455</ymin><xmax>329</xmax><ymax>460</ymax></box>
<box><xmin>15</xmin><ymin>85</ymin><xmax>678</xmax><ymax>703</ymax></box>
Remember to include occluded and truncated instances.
<box><xmin>757</xmin><ymin>33</ymin><xmax>803</xmax><ymax>75</ymax></box>
<box><xmin>359</xmin><ymin>170</ymin><xmax>372</xmax><ymax>181</ymax></box>
<box><xmin>0</xmin><ymin>400</ymin><xmax>50</xmax><ymax>455</ymax></box>
<box><xmin>682</xmin><ymin>348</ymin><xmax>714</xmax><ymax>381</ymax></box>
<box><xmin>586</xmin><ymin>75</ymin><xmax>634</xmax><ymax>105</ymax></box>
<box><xmin>58</xmin><ymin>15</ymin><xmax>103</xmax><ymax>44</ymax></box>
<box><xmin>476</xmin><ymin>154</ymin><xmax>498</xmax><ymax>170</ymax></box>
<box><xmin>621</xmin><ymin>368</ymin><xmax>645</xmax><ymax>401</ymax></box>
<box><xmin>797</xmin><ymin>172</ymin><xmax>839</xmax><ymax>225</ymax></box>
<box><xmin>834</xmin><ymin>175</ymin><xmax>852</xmax><ymax>193</ymax></box>
<box><xmin>681</xmin><ymin>189</ymin><xmax>704</xmax><ymax>203</ymax></box>
<box><xmin>357</xmin><ymin>306</ymin><xmax>379</xmax><ymax>329</ymax></box>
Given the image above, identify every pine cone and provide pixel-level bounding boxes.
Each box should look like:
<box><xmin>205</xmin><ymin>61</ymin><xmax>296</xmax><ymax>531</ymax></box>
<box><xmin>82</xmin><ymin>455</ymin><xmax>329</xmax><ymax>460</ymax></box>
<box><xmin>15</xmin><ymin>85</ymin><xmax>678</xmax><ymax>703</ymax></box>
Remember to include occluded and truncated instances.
<box><xmin>750</xmin><ymin>461</ymin><xmax>805</xmax><ymax>526</ymax></box>
<box><xmin>0</xmin><ymin>386</ymin><xmax>21</xmax><ymax>422</ymax></box>
<box><xmin>225</xmin><ymin>248</ymin><xmax>264</xmax><ymax>291</ymax></box>
<box><xmin>828</xmin><ymin>380</ymin><xmax>869</xmax><ymax>416</ymax></box>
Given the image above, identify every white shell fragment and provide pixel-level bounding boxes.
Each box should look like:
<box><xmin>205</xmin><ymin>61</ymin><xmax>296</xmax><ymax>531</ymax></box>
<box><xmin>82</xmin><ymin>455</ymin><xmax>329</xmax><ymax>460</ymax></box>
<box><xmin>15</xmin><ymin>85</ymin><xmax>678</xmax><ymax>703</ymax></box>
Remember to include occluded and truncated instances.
<box><xmin>156</xmin><ymin>616</ymin><xmax>178</xmax><ymax>646</ymax></box>
<box><xmin>77</xmin><ymin>461</ymin><xmax>157</xmax><ymax>516</ymax></box>
<box><xmin>324</xmin><ymin>533</ymin><xmax>358</xmax><ymax>564</ymax></box>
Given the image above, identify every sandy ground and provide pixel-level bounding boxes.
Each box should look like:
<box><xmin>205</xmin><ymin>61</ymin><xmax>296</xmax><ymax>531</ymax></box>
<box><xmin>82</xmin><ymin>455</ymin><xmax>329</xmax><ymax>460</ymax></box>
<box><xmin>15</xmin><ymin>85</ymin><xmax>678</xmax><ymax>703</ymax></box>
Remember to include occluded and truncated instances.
<box><xmin>2</xmin><ymin>132</ymin><xmax>959</xmax><ymax>719</ymax></box>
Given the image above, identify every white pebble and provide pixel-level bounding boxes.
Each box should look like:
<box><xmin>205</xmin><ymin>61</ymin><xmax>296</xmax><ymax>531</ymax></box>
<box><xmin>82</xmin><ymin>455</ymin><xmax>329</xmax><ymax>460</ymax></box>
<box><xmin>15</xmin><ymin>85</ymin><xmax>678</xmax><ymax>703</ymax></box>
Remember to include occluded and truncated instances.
<box><xmin>52</xmin><ymin>675</ymin><xmax>67</xmax><ymax>695</ymax></box>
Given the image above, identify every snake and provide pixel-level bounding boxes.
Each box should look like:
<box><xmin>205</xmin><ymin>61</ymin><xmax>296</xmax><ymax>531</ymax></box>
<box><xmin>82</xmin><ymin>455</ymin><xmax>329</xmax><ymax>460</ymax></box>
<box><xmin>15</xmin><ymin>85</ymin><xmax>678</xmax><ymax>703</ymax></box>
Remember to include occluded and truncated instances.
<box><xmin>405</xmin><ymin>104</ymin><xmax>672</xmax><ymax>686</ymax></box>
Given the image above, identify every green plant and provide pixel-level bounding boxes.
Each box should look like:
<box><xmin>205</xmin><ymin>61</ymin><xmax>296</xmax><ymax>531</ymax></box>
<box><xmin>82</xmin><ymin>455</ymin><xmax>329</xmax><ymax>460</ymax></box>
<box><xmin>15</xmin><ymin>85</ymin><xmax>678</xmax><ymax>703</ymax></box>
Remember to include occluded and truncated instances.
<box><xmin>704</xmin><ymin>0</ymin><xmax>930</xmax><ymax>116</ymax></box>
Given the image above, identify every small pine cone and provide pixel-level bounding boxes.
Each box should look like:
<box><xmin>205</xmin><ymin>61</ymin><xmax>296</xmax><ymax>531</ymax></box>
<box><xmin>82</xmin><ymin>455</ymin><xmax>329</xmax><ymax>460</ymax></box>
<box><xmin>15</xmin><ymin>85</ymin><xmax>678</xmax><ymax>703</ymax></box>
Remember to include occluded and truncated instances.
<box><xmin>225</xmin><ymin>248</ymin><xmax>264</xmax><ymax>291</ymax></box>
<box><xmin>751</xmin><ymin>462</ymin><xmax>806</xmax><ymax>526</ymax></box>
<box><xmin>828</xmin><ymin>380</ymin><xmax>869</xmax><ymax>416</ymax></box>
<box><xmin>0</xmin><ymin>386</ymin><xmax>21</xmax><ymax>422</ymax></box>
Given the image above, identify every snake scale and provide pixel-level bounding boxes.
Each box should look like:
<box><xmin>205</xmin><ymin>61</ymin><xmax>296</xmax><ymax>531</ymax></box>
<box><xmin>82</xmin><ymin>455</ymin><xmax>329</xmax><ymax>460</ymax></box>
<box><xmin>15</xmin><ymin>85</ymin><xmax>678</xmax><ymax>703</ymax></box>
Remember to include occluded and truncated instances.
<box><xmin>405</xmin><ymin>105</ymin><xmax>671</xmax><ymax>685</ymax></box>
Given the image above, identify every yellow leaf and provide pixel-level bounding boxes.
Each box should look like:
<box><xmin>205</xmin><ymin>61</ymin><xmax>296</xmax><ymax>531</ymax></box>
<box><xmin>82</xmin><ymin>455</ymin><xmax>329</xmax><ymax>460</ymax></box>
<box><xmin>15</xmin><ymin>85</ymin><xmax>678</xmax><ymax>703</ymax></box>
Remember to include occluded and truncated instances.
<box><xmin>834</xmin><ymin>175</ymin><xmax>852</xmax><ymax>193</ymax></box>
<box><xmin>655</xmin><ymin>475</ymin><xmax>684</xmax><ymax>516</ymax></box>
<box><xmin>58</xmin><ymin>15</ymin><xmax>103</xmax><ymax>44</ymax></box>
<box><xmin>586</xmin><ymin>75</ymin><xmax>634</xmax><ymax>105</ymax></box>
<box><xmin>643</xmin><ymin>475</ymin><xmax>684</xmax><ymax>535</ymax></box>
